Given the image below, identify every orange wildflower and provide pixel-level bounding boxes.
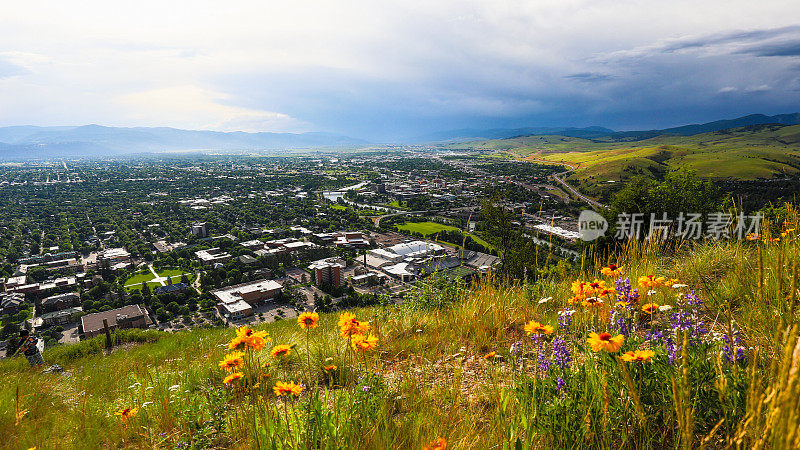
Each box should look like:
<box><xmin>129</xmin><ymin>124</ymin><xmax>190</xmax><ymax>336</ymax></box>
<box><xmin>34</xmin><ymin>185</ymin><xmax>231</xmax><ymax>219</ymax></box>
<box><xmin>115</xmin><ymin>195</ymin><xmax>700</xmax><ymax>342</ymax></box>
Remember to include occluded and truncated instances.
<box><xmin>587</xmin><ymin>332</ymin><xmax>625</xmax><ymax>353</ymax></box>
<box><xmin>229</xmin><ymin>326</ymin><xmax>270</xmax><ymax>351</ymax></box>
<box><xmin>641</xmin><ymin>303</ymin><xmax>659</xmax><ymax>314</ymax></box>
<box><xmin>484</xmin><ymin>351</ymin><xmax>496</xmax><ymax>359</ymax></box>
<box><xmin>638</xmin><ymin>275</ymin><xmax>665</xmax><ymax>289</ymax></box>
<box><xmin>218</xmin><ymin>351</ymin><xmax>245</xmax><ymax>371</ymax></box>
<box><xmin>297</xmin><ymin>312</ymin><xmax>319</xmax><ymax>329</ymax></box>
<box><xmin>273</xmin><ymin>380</ymin><xmax>303</xmax><ymax>397</ymax></box>
<box><xmin>423</xmin><ymin>438</ymin><xmax>447</xmax><ymax>450</ymax></box>
<box><xmin>524</xmin><ymin>320</ymin><xmax>554</xmax><ymax>336</ymax></box>
<box><xmin>600</xmin><ymin>264</ymin><xmax>623</xmax><ymax>277</ymax></box>
<box><xmin>582</xmin><ymin>297</ymin><xmax>604</xmax><ymax>307</ymax></box>
<box><xmin>350</xmin><ymin>333</ymin><xmax>379</xmax><ymax>352</ymax></box>
<box><xmin>114</xmin><ymin>407</ymin><xmax>138</xmax><ymax>421</ymax></box>
<box><xmin>621</xmin><ymin>349</ymin><xmax>655</xmax><ymax>362</ymax></box>
<box><xmin>598</xmin><ymin>288</ymin><xmax>616</xmax><ymax>297</ymax></box>
<box><xmin>223</xmin><ymin>372</ymin><xmax>244</xmax><ymax>385</ymax></box>
<box><xmin>270</xmin><ymin>344</ymin><xmax>292</xmax><ymax>358</ymax></box>
<box><xmin>588</xmin><ymin>279</ymin><xmax>607</xmax><ymax>292</ymax></box>
<box><xmin>338</xmin><ymin>312</ymin><xmax>370</xmax><ymax>338</ymax></box>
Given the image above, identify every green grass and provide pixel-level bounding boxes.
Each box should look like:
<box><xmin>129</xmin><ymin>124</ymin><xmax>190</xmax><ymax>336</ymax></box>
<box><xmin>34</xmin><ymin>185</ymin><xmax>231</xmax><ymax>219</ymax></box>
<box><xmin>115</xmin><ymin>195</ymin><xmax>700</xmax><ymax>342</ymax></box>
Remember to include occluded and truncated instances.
<box><xmin>124</xmin><ymin>268</ymin><xmax>190</xmax><ymax>291</ymax></box>
<box><xmin>3</xmin><ymin>208</ymin><xmax>800</xmax><ymax>448</ymax></box>
<box><xmin>396</xmin><ymin>221</ymin><xmax>495</xmax><ymax>250</ymax></box>
<box><xmin>331</xmin><ymin>203</ymin><xmax>381</xmax><ymax>216</ymax></box>
<box><xmin>450</xmin><ymin>124</ymin><xmax>800</xmax><ymax>199</ymax></box>
<box><xmin>396</xmin><ymin>221</ymin><xmax>460</xmax><ymax>235</ymax></box>
<box><xmin>124</xmin><ymin>270</ymin><xmax>155</xmax><ymax>287</ymax></box>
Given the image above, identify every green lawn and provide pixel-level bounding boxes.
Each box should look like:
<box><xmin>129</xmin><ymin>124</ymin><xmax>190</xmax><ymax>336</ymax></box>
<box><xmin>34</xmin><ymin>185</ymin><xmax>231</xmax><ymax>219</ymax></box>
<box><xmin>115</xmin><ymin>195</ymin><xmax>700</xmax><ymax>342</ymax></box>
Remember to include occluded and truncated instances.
<box><xmin>331</xmin><ymin>203</ymin><xmax>381</xmax><ymax>216</ymax></box>
<box><xmin>124</xmin><ymin>270</ymin><xmax>155</xmax><ymax>287</ymax></box>
<box><xmin>124</xmin><ymin>268</ymin><xmax>191</xmax><ymax>291</ymax></box>
<box><xmin>395</xmin><ymin>221</ymin><xmax>495</xmax><ymax>251</ymax></box>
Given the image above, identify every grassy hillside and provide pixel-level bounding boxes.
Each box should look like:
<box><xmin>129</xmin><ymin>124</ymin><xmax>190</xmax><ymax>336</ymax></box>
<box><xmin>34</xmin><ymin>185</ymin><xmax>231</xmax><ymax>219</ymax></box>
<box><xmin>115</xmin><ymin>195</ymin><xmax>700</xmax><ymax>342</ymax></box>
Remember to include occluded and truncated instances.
<box><xmin>2</xmin><ymin>211</ymin><xmax>800</xmax><ymax>448</ymax></box>
<box><xmin>448</xmin><ymin>124</ymin><xmax>800</xmax><ymax>200</ymax></box>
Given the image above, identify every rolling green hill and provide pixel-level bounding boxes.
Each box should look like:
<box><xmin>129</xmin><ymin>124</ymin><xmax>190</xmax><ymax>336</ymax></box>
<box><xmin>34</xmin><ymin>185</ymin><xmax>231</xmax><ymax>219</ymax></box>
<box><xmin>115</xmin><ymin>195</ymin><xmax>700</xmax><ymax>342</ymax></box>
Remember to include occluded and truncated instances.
<box><xmin>448</xmin><ymin>123</ymin><xmax>800</xmax><ymax>200</ymax></box>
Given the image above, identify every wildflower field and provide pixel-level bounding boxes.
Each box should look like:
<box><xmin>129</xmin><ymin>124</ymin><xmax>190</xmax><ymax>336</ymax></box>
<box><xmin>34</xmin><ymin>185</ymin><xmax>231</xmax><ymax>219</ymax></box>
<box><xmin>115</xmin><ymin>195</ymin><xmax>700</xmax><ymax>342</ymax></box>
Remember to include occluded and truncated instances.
<box><xmin>1</xmin><ymin>214</ymin><xmax>799</xmax><ymax>449</ymax></box>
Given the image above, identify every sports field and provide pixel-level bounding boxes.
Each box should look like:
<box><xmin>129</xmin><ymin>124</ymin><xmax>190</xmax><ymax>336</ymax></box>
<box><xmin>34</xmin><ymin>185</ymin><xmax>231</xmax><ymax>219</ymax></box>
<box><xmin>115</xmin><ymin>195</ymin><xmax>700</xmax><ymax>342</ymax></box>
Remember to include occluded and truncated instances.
<box><xmin>395</xmin><ymin>221</ymin><xmax>494</xmax><ymax>250</ymax></box>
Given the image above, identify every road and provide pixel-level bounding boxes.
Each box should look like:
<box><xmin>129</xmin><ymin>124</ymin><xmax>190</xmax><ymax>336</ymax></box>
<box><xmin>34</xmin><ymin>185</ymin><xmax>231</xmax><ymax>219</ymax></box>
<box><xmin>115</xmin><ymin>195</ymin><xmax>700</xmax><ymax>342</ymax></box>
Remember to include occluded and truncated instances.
<box><xmin>522</xmin><ymin>158</ymin><xmax>605</xmax><ymax>210</ymax></box>
<box><xmin>551</xmin><ymin>170</ymin><xmax>604</xmax><ymax>209</ymax></box>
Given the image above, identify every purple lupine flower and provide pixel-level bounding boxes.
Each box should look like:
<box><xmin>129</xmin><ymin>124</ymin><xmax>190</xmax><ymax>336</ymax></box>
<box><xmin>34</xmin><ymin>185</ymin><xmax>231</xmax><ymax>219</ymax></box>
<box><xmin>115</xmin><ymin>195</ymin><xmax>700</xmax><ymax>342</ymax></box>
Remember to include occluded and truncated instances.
<box><xmin>665</xmin><ymin>335</ymin><xmax>680</xmax><ymax>365</ymax></box>
<box><xmin>609</xmin><ymin>308</ymin><xmax>630</xmax><ymax>336</ymax></box>
<box><xmin>558</xmin><ymin>309</ymin><xmax>575</xmax><ymax>332</ymax></box>
<box><xmin>556</xmin><ymin>376</ymin><xmax>566</xmax><ymax>392</ymax></box>
<box><xmin>615</xmin><ymin>277</ymin><xmax>640</xmax><ymax>304</ymax></box>
<box><xmin>537</xmin><ymin>349</ymin><xmax>551</xmax><ymax>375</ymax></box>
<box><xmin>645</xmin><ymin>329</ymin><xmax>663</xmax><ymax>341</ymax></box>
<box><xmin>722</xmin><ymin>330</ymin><xmax>746</xmax><ymax>363</ymax></box>
<box><xmin>552</xmin><ymin>335</ymin><xmax>571</xmax><ymax>370</ymax></box>
<box><xmin>670</xmin><ymin>291</ymin><xmax>707</xmax><ymax>339</ymax></box>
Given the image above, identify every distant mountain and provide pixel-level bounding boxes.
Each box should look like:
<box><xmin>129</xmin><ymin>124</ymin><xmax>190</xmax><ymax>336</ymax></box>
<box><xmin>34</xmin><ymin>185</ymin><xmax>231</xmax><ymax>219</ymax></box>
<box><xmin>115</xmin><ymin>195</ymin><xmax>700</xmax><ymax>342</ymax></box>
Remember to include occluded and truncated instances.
<box><xmin>423</xmin><ymin>113</ymin><xmax>800</xmax><ymax>144</ymax></box>
<box><xmin>605</xmin><ymin>113</ymin><xmax>800</xmax><ymax>141</ymax></box>
<box><xmin>413</xmin><ymin>126</ymin><xmax>616</xmax><ymax>143</ymax></box>
<box><xmin>0</xmin><ymin>125</ymin><xmax>370</xmax><ymax>159</ymax></box>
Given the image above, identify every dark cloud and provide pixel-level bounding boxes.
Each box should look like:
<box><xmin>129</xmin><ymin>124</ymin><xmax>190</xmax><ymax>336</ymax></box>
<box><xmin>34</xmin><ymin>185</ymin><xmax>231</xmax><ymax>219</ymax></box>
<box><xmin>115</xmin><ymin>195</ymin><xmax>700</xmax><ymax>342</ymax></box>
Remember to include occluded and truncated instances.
<box><xmin>738</xmin><ymin>40</ymin><xmax>800</xmax><ymax>57</ymax></box>
<box><xmin>661</xmin><ymin>25</ymin><xmax>800</xmax><ymax>53</ymax></box>
<box><xmin>564</xmin><ymin>72</ymin><xmax>614</xmax><ymax>83</ymax></box>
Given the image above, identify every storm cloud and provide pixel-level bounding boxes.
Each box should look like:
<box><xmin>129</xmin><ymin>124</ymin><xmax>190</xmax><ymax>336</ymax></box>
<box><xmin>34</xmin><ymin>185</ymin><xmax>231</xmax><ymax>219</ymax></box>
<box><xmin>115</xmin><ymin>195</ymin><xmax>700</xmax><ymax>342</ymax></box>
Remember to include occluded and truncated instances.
<box><xmin>1</xmin><ymin>0</ymin><xmax>799</xmax><ymax>140</ymax></box>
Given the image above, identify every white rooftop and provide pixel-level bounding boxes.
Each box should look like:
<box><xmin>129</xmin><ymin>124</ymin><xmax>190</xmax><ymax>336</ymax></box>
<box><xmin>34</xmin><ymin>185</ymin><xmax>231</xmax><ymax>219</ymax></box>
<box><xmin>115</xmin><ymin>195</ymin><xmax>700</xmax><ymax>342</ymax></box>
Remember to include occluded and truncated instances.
<box><xmin>213</xmin><ymin>279</ymin><xmax>282</xmax><ymax>304</ymax></box>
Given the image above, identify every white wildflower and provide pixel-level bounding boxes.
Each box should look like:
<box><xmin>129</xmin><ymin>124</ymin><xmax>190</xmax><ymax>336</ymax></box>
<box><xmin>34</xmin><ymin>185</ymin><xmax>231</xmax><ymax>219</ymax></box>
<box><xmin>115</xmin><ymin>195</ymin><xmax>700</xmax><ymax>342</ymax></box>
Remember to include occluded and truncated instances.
<box><xmin>647</xmin><ymin>290</ymin><xmax>657</xmax><ymax>296</ymax></box>
<box><xmin>538</xmin><ymin>297</ymin><xmax>552</xmax><ymax>304</ymax></box>
<box><xmin>672</xmin><ymin>284</ymin><xmax>688</xmax><ymax>289</ymax></box>
<box><xmin>658</xmin><ymin>305</ymin><xmax>673</xmax><ymax>312</ymax></box>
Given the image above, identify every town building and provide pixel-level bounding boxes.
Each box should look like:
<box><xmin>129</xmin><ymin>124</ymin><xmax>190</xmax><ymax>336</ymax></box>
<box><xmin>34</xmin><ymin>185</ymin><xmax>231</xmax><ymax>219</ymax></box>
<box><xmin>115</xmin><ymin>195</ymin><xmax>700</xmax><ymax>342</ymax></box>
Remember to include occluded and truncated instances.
<box><xmin>217</xmin><ymin>299</ymin><xmax>253</xmax><ymax>320</ymax></box>
<box><xmin>4</xmin><ymin>275</ymin><xmax>27</xmax><ymax>291</ymax></box>
<box><xmin>309</xmin><ymin>257</ymin><xmax>345</xmax><ymax>286</ymax></box>
<box><xmin>191</xmin><ymin>222</ymin><xmax>209</xmax><ymax>238</ymax></box>
<box><xmin>81</xmin><ymin>304</ymin><xmax>153</xmax><ymax>339</ymax></box>
<box><xmin>18</xmin><ymin>251</ymin><xmax>79</xmax><ymax>265</ymax></box>
<box><xmin>212</xmin><ymin>279</ymin><xmax>283</xmax><ymax>306</ymax></box>
<box><xmin>195</xmin><ymin>247</ymin><xmax>233</xmax><ymax>265</ymax></box>
<box><xmin>335</xmin><ymin>231</ymin><xmax>369</xmax><ymax>248</ymax></box>
<box><xmin>212</xmin><ymin>279</ymin><xmax>283</xmax><ymax>321</ymax></box>
<box><xmin>37</xmin><ymin>307</ymin><xmax>83</xmax><ymax>327</ymax></box>
<box><xmin>98</xmin><ymin>247</ymin><xmax>131</xmax><ymax>263</ymax></box>
<box><xmin>240</xmin><ymin>239</ymin><xmax>265</xmax><ymax>250</ymax></box>
<box><xmin>153</xmin><ymin>283</ymin><xmax>189</xmax><ymax>295</ymax></box>
<box><xmin>0</xmin><ymin>292</ymin><xmax>24</xmax><ymax>314</ymax></box>
<box><xmin>367</xmin><ymin>240</ymin><xmax>445</xmax><ymax>267</ymax></box>
<box><xmin>40</xmin><ymin>292</ymin><xmax>80</xmax><ymax>312</ymax></box>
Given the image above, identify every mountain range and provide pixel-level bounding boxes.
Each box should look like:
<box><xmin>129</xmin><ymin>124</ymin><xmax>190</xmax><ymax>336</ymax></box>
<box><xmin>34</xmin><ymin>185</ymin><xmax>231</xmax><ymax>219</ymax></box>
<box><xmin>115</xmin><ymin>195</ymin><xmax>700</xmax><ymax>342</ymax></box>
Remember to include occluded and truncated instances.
<box><xmin>1</xmin><ymin>112</ymin><xmax>799</xmax><ymax>159</ymax></box>
<box><xmin>0</xmin><ymin>125</ymin><xmax>370</xmax><ymax>159</ymax></box>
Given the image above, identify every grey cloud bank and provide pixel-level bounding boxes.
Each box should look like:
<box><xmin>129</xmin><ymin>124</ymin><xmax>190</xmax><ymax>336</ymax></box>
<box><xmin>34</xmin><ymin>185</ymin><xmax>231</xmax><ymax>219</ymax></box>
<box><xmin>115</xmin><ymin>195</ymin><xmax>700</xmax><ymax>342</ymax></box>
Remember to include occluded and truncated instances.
<box><xmin>0</xmin><ymin>1</ymin><xmax>799</xmax><ymax>140</ymax></box>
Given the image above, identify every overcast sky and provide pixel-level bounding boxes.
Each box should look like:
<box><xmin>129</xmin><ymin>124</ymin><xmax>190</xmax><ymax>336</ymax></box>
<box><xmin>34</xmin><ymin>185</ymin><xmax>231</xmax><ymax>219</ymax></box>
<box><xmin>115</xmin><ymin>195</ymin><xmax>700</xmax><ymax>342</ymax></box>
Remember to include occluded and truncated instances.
<box><xmin>1</xmin><ymin>0</ymin><xmax>799</xmax><ymax>140</ymax></box>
